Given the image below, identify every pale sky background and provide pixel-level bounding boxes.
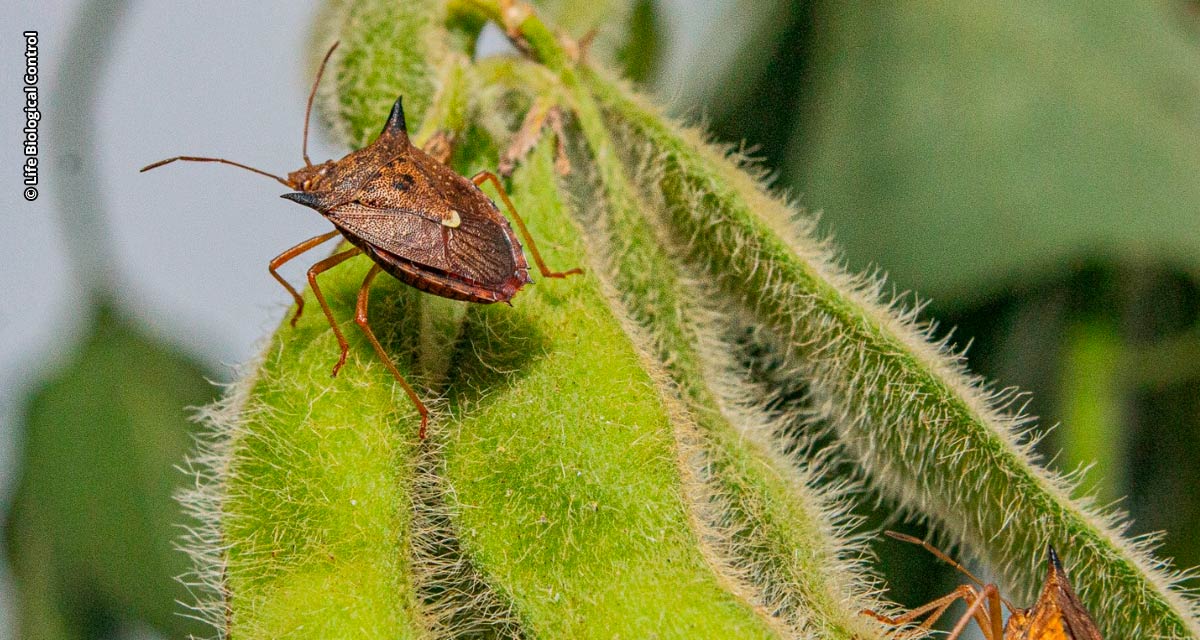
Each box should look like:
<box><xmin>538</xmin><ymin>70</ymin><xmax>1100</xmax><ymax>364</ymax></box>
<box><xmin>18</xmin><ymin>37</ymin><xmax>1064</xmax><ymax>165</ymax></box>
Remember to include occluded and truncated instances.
<box><xmin>0</xmin><ymin>2</ymin><xmax>737</xmax><ymax>637</ymax></box>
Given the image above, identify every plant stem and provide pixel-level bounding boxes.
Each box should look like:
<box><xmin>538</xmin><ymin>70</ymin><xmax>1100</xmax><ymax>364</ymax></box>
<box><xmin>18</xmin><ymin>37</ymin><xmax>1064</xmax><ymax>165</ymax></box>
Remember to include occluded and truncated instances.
<box><xmin>584</xmin><ymin>61</ymin><xmax>1200</xmax><ymax>640</ymax></box>
<box><xmin>445</xmin><ymin>2</ymin><xmax>1200</xmax><ymax>637</ymax></box>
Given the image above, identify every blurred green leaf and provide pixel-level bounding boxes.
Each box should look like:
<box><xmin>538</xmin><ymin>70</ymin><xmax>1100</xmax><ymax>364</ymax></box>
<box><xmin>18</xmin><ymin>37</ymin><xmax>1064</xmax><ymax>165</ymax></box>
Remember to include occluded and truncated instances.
<box><xmin>616</xmin><ymin>0</ymin><xmax>661</xmax><ymax>84</ymax></box>
<box><xmin>791</xmin><ymin>1</ymin><xmax>1200</xmax><ymax>303</ymax></box>
<box><xmin>1059</xmin><ymin>317</ymin><xmax>1124</xmax><ymax>502</ymax></box>
<box><xmin>533</xmin><ymin>0</ymin><xmax>659</xmax><ymax>77</ymax></box>
<box><xmin>7</xmin><ymin>302</ymin><xmax>216</xmax><ymax>640</ymax></box>
<box><xmin>1127</xmin><ymin>367</ymin><xmax>1200</xmax><ymax>575</ymax></box>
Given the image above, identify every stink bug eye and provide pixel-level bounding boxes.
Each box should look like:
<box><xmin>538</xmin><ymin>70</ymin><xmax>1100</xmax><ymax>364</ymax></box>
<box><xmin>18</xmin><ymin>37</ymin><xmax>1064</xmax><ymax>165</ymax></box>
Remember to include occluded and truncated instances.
<box><xmin>140</xmin><ymin>40</ymin><xmax>583</xmax><ymax>439</ymax></box>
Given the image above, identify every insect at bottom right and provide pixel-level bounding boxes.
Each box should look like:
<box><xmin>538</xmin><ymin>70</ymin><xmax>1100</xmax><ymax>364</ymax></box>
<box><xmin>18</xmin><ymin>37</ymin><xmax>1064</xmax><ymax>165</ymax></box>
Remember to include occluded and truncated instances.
<box><xmin>863</xmin><ymin>531</ymin><xmax>1103</xmax><ymax>640</ymax></box>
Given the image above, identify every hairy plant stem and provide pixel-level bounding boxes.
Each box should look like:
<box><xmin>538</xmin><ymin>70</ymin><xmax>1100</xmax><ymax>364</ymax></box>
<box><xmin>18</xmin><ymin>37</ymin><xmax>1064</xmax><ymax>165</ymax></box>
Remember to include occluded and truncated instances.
<box><xmin>588</xmin><ymin>38</ymin><xmax>1197</xmax><ymax>640</ymax></box>
<box><xmin>596</xmin><ymin>69</ymin><xmax>1200</xmax><ymax>638</ymax></box>
<box><xmin>553</xmin><ymin>93</ymin><xmax>892</xmax><ymax>639</ymax></box>
<box><xmin>445</xmin><ymin>2</ymin><xmax>1200</xmax><ymax>638</ymax></box>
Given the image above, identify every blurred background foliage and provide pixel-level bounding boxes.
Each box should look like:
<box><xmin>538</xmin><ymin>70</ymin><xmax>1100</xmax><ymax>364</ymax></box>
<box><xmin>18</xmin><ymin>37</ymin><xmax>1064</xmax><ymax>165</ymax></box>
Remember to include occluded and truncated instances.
<box><xmin>10</xmin><ymin>0</ymin><xmax>1200</xmax><ymax>637</ymax></box>
<box><xmin>7</xmin><ymin>303</ymin><xmax>215</xmax><ymax>640</ymax></box>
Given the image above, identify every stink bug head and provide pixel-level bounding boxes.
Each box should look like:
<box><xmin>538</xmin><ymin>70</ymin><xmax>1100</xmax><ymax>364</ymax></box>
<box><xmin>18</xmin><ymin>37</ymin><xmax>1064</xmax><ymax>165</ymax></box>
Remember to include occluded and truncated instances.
<box><xmin>1001</xmin><ymin>609</ymin><xmax>1033</xmax><ymax>638</ymax></box>
<box><xmin>277</xmin><ymin>95</ymin><xmax>421</xmax><ymax>218</ymax></box>
<box><xmin>287</xmin><ymin>160</ymin><xmax>337</xmax><ymax>192</ymax></box>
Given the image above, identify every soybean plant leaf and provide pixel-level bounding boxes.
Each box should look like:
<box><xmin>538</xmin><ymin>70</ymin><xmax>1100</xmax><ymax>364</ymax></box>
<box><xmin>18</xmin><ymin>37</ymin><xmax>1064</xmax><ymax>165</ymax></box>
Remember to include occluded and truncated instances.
<box><xmin>791</xmin><ymin>1</ymin><xmax>1200</xmax><ymax>303</ymax></box>
<box><xmin>6</xmin><ymin>303</ymin><xmax>216</xmax><ymax>640</ymax></box>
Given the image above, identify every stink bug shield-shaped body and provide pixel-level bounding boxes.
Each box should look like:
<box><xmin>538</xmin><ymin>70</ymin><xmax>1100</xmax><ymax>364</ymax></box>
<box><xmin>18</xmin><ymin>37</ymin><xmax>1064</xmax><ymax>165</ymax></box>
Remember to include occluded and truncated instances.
<box><xmin>1001</xmin><ymin>547</ymin><xmax>1103</xmax><ymax>640</ymax></box>
<box><xmin>141</xmin><ymin>42</ymin><xmax>581</xmax><ymax>438</ymax></box>
<box><xmin>866</xmin><ymin>532</ymin><xmax>1103</xmax><ymax>639</ymax></box>
<box><xmin>283</xmin><ymin>98</ymin><xmax>534</xmax><ymax>305</ymax></box>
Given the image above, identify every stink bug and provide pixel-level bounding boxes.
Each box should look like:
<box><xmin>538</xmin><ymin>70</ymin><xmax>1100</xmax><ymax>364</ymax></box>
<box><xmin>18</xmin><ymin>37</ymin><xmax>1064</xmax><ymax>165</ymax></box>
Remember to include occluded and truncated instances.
<box><xmin>865</xmin><ymin>531</ymin><xmax>1103</xmax><ymax>639</ymax></box>
<box><xmin>141</xmin><ymin>42</ymin><xmax>581</xmax><ymax>438</ymax></box>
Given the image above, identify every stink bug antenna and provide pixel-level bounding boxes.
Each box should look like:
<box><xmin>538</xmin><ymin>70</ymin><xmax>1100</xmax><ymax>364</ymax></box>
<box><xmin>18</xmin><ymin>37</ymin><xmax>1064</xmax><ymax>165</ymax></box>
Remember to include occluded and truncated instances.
<box><xmin>139</xmin><ymin>155</ymin><xmax>290</xmax><ymax>187</ymax></box>
<box><xmin>884</xmin><ymin>531</ymin><xmax>1017</xmax><ymax>612</ymax></box>
<box><xmin>303</xmin><ymin>40</ymin><xmax>339</xmax><ymax>167</ymax></box>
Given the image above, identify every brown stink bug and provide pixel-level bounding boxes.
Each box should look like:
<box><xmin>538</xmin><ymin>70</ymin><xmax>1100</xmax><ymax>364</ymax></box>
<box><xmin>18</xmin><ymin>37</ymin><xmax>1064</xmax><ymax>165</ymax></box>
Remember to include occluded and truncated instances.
<box><xmin>141</xmin><ymin>42</ymin><xmax>581</xmax><ymax>438</ymax></box>
<box><xmin>864</xmin><ymin>531</ymin><xmax>1103</xmax><ymax>639</ymax></box>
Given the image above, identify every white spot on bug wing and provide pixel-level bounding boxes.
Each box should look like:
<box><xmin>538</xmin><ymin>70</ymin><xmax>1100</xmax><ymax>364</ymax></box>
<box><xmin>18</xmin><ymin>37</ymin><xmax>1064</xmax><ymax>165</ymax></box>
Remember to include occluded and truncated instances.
<box><xmin>442</xmin><ymin>210</ymin><xmax>462</xmax><ymax>228</ymax></box>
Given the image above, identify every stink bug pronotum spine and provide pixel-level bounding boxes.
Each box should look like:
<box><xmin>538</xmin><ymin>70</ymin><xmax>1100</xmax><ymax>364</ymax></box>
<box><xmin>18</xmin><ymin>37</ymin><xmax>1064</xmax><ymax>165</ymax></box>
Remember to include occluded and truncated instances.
<box><xmin>865</xmin><ymin>531</ymin><xmax>1103</xmax><ymax>639</ymax></box>
<box><xmin>141</xmin><ymin>42</ymin><xmax>582</xmax><ymax>438</ymax></box>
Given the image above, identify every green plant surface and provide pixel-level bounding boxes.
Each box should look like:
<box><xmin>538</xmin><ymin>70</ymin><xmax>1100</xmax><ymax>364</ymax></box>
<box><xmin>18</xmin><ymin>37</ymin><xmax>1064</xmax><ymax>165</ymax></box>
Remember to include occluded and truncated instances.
<box><xmin>439</xmin><ymin>137</ymin><xmax>783</xmax><ymax>638</ymax></box>
<box><xmin>477</xmin><ymin>32</ymin><xmax>891</xmax><ymax>633</ymax></box>
<box><xmin>555</xmin><ymin>90</ymin><xmax>891</xmax><ymax>638</ymax></box>
<box><xmin>214</xmin><ymin>277</ymin><xmax>424</xmax><ymax>639</ymax></box>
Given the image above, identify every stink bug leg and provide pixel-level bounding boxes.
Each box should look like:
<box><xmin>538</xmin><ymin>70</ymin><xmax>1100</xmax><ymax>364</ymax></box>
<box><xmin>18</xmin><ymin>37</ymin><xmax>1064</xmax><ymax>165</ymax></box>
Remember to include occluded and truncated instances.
<box><xmin>355</xmin><ymin>264</ymin><xmax>430</xmax><ymax>439</ymax></box>
<box><xmin>865</xmin><ymin>532</ymin><xmax>1008</xmax><ymax>639</ymax></box>
<box><xmin>865</xmin><ymin>579</ymin><xmax>1003</xmax><ymax>639</ymax></box>
<box><xmin>946</xmin><ymin>584</ymin><xmax>1003</xmax><ymax>640</ymax></box>
<box><xmin>863</xmin><ymin>585</ymin><xmax>974</xmax><ymax>638</ymax></box>
<box><xmin>305</xmin><ymin>247</ymin><xmax>363</xmax><ymax>376</ymax></box>
<box><xmin>269</xmin><ymin>230</ymin><xmax>342</xmax><ymax>326</ymax></box>
<box><xmin>471</xmin><ymin>171</ymin><xmax>583</xmax><ymax>280</ymax></box>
